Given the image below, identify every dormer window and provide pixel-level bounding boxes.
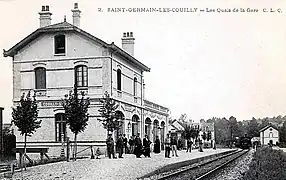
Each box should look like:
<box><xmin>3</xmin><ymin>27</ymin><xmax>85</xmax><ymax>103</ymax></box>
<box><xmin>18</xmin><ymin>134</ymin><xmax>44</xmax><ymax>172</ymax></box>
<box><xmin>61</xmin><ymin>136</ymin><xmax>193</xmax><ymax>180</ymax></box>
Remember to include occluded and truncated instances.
<box><xmin>54</xmin><ymin>34</ymin><xmax>65</xmax><ymax>54</ymax></box>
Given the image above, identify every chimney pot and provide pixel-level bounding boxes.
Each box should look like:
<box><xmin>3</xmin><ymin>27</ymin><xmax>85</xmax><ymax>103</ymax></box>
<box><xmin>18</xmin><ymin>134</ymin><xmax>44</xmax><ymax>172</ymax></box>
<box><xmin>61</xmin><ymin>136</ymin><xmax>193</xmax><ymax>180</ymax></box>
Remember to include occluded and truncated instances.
<box><xmin>39</xmin><ymin>5</ymin><xmax>52</xmax><ymax>27</ymax></box>
<box><xmin>72</xmin><ymin>3</ymin><xmax>81</xmax><ymax>27</ymax></box>
<box><xmin>121</xmin><ymin>32</ymin><xmax>135</xmax><ymax>56</ymax></box>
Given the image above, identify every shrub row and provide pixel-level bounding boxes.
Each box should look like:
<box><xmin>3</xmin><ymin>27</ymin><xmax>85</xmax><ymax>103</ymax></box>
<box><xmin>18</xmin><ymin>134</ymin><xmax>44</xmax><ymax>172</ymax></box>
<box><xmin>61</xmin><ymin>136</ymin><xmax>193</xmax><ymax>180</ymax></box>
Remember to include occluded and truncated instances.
<box><xmin>243</xmin><ymin>147</ymin><xmax>286</xmax><ymax>180</ymax></box>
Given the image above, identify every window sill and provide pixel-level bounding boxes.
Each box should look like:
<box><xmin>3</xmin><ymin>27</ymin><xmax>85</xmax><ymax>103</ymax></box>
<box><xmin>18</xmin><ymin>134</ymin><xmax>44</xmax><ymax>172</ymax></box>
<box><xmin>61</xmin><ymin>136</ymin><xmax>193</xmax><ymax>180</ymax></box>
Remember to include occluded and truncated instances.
<box><xmin>54</xmin><ymin>53</ymin><xmax>66</xmax><ymax>56</ymax></box>
<box><xmin>117</xmin><ymin>90</ymin><xmax>122</xmax><ymax>98</ymax></box>
<box><xmin>77</xmin><ymin>87</ymin><xmax>88</xmax><ymax>90</ymax></box>
<box><xmin>35</xmin><ymin>89</ymin><xmax>47</xmax><ymax>96</ymax></box>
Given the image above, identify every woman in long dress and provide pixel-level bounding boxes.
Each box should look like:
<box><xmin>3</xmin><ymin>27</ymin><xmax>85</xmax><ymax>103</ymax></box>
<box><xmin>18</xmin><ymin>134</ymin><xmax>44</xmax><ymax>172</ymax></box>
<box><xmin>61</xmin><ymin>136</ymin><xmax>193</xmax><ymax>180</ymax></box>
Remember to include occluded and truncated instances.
<box><xmin>154</xmin><ymin>135</ymin><xmax>161</xmax><ymax>154</ymax></box>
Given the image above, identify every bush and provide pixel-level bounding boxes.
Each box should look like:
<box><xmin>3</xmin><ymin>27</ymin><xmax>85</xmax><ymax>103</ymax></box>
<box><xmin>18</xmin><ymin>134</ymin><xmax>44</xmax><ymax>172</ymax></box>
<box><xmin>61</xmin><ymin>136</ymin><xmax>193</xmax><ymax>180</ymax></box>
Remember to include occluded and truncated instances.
<box><xmin>243</xmin><ymin>147</ymin><xmax>286</xmax><ymax>180</ymax></box>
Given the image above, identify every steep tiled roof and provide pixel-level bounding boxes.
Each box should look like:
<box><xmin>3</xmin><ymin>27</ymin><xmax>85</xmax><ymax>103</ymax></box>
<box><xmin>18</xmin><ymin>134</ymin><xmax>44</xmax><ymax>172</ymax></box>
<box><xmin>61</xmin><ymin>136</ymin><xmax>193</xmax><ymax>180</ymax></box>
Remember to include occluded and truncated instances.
<box><xmin>3</xmin><ymin>22</ymin><xmax>150</xmax><ymax>72</ymax></box>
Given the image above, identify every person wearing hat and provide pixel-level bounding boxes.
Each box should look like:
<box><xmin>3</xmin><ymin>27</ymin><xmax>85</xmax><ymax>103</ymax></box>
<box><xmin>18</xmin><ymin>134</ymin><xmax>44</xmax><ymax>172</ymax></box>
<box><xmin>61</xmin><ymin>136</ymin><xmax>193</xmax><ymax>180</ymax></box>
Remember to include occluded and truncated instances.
<box><xmin>164</xmin><ymin>133</ymin><xmax>171</xmax><ymax>158</ymax></box>
<box><xmin>134</xmin><ymin>133</ymin><xmax>143</xmax><ymax>158</ymax></box>
<box><xmin>116</xmin><ymin>134</ymin><xmax>124</xmax><ymax>158</ymax></box>
<box><xmin>106</xmin><ymin>133</ymin><xmax>117</xmax><ymax>159</ymax></box>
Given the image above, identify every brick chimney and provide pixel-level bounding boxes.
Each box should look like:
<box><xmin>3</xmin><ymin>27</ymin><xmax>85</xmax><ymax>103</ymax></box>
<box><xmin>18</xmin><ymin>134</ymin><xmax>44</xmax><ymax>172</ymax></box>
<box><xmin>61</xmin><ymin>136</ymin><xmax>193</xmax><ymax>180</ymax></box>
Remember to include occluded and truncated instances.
<box><xmin>39</xmin><ymin>5</ymin><xmax>52</xmax><ymax>27</ymax></box>
<box><xmin>122</xmin><ymin>32</ymin><xmax>135</xmax><ymax>56</ymax></box>
<box><xmin>71</xmin><ymin>3</ymin><xmax>81</xmax><ymax>27</ymax></box>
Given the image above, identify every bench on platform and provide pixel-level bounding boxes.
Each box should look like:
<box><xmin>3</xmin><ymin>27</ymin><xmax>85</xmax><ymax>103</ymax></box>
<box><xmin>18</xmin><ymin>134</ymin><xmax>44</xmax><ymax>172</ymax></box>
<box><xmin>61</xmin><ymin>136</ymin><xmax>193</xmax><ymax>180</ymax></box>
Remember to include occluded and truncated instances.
<box><xmin>12</xmin><ymin>147</ymin><xmax>50</xmax><ymax>165</ymax></box>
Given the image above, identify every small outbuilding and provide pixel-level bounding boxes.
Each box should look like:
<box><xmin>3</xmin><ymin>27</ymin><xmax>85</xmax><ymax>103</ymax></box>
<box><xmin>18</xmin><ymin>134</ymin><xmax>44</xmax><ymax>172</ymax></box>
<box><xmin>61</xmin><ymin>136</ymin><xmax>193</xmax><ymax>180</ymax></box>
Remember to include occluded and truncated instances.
<box><xmin>260</xmin><ymin>125</ymin><xmax>279</xmax><ymax>146</ymax></box>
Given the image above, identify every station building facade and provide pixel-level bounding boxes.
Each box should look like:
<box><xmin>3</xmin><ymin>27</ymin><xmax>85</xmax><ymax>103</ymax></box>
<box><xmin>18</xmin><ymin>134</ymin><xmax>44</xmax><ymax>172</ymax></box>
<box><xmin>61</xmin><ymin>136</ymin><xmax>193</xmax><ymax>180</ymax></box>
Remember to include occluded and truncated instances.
<box><xmin>4</xmin><ymin>4</ymin><xmax>169</xmax><ymax>156</ymax></box>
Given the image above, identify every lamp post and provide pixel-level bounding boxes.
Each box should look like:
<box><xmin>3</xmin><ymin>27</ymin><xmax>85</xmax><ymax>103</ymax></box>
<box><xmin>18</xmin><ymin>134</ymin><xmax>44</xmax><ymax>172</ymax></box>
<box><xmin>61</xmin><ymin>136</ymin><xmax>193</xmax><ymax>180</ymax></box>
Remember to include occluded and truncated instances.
<box><xmin>60</xmin><ymin>115</ymin><xmax>65</xmax><ymax>158</ymax></box>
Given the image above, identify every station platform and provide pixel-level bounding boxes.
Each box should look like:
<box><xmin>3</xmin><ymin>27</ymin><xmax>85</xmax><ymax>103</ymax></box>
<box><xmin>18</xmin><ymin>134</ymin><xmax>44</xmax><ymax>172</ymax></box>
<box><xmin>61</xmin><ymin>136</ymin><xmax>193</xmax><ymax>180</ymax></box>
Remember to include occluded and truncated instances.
<box><xmin>7</xmin><ymin>148</ymin><xmax>234</xmax><ymax>180</ymax></box>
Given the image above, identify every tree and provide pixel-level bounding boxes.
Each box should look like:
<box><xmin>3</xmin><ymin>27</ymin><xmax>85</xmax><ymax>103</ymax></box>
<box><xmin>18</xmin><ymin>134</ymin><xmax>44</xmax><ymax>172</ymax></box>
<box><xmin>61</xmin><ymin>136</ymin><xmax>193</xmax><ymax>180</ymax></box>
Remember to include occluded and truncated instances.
<box><xmin>12</xmin><ymin>91</ymin><xmax>41</xmax><ymax>169</ymax></box>
<box><xmin>178</xmin><ymin>113</ymin><xmax>187</xmax><ymax>122</ymax></box>
<box><xmin>260</xmin><ymin>118</ymin><xmax>270</xmax><ymax>129</ymax></box>
<box><xmin>214</xmin><ymin>117</ymin><xmax>229</xmax><ymax>145</ymax></box>
<box><xmin>182</xmin><ymin>124</ymin><xmax>191</xmax><ymax>140</ymax></box>
<box><xmin>247</xmin><ymin>119</ymin><xmax>260</xmax><ymax>138</ymax></box>
<box><xmin>62</xmin><ymin>84</ymin><xmax>90</xmax><ymax>160</ymax></box>
<box><xmin>97</xmin><ymin>91</ymin><xmax>122</xmax><ymax>136</ymax></box>
<box><xmin>279</xmin><ymin>121</ymin><xmax>286</xmax><ymax>146</ymax></box>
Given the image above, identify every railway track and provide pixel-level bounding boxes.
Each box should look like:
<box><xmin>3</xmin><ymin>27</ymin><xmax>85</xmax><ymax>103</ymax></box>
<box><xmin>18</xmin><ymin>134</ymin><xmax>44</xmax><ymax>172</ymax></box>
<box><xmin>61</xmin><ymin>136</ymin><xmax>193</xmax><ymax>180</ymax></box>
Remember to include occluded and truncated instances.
<box><xmin>149</xmin><ymin>149</ymin><xmax>249</xmax><ymax>180</ymax></box>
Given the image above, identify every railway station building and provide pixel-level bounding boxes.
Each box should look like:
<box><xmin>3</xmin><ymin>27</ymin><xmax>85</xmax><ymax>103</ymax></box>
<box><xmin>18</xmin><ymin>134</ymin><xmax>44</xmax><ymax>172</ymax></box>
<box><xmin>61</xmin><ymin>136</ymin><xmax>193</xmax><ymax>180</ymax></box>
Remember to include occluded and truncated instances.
<box><xmin>3</xmin><ymin>3</ymin><xmax>169</xmax><ymax>156</ymax></box>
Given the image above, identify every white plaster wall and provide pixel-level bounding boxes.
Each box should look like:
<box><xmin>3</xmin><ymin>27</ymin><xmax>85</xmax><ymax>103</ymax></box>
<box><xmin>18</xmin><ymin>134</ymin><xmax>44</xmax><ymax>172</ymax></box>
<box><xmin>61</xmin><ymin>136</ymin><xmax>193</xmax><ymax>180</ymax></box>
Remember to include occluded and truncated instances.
<box><xmin>14</xmin><ymin>32</ymin><xmax>104</xmax><ymax>61</ymax></box>
<box><xmin>111</xmin><ymin>54</ymin><xmax>143</xmax><ymax>104</ymax></box>
<box><xmin>260</xmin><ymin>128</ymin><xmax>279</xmax><ymax>145</ymax></box>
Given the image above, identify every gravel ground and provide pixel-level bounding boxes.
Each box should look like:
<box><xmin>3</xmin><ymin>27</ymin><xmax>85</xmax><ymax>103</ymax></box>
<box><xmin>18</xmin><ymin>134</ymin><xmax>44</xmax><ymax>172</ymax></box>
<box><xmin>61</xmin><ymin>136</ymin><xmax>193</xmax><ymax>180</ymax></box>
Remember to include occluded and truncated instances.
<box><xmin>211</xmin><ymin>149</ymin><xmax>254</xmax><ymax>180</ymax></box>
<box><xmin>1</xmin><ymin>148</ymin><xmax>232</xmax><ymax>180</ymax></box>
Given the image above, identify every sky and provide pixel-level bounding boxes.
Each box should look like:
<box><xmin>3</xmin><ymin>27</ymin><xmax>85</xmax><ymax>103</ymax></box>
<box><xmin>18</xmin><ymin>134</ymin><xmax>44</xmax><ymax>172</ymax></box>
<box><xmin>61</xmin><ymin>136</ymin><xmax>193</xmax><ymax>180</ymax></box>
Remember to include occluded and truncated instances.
<box><xmin>0</xmin><ymin>0</ymin><xmax>286</xmax><ymax>123</ymax></box>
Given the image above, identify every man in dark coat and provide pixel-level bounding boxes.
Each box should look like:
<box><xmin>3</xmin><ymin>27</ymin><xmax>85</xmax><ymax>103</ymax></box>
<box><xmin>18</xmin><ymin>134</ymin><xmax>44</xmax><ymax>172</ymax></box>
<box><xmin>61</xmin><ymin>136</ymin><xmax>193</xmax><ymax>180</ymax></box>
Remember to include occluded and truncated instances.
<box><xmin>116</xmin><ymin>134</ymin><xmax>124</xmax><ymax>158</ymax></box>
<box><xmin>143</xmin><ymin>135</ymin><xmax>151</xmax><ymax>157</ymax></box>
<box><xmin>165</xmin><ymin>133</ymin><xmax>171</xmax><ymax>158</ymax></box>
<box><xmin>129</xmin><ymin>136</ymin><xmax>135</xmax><ymax>154</ymax></box>
<box><xmin>186</xmin><ymin>138</ymin><xmax>193</xmax><ymax>153</ymax></box>
<box><xmin>134</xmin><ymin>133</ymin><xmax>142</xmax><ymax>158</ymax></box>
<box><xmin>123</xmin><ymin>134</ymin><xmax>128</xmax><ymax>154</ymax></box>
<box><xmin>171</xmin><ymin>135</ymin><xmax>179</xmax><ymax>157</ymax></box>
<box><xmin>154</xmin><ymin>135</ymin><xmax>161</xmax><ymax>154</ymax></box>
<box><xmin>106</xmin><ymin>134</ymin><xmax>116</xmax><ymax>159</ymax></box>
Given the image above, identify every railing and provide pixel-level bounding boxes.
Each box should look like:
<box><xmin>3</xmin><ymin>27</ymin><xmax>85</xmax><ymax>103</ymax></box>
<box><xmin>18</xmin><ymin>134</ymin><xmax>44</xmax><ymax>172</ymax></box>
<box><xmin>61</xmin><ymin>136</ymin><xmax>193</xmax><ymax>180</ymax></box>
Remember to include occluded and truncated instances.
<box><xmin>144</xmin><ymin>99</ymin><xmax>168</xmax><ymax>113</ymax></box>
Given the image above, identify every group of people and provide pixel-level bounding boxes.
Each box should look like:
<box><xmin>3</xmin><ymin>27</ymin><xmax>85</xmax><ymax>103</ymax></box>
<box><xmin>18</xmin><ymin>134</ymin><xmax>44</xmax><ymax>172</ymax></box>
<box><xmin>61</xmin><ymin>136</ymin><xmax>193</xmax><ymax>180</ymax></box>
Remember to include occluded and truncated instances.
<box><xmin>106</xmin><ymin>133</ymin><xmax>162</xmax><ymax>159</ymax></box>
<box><xmin>106</xmin><ymin>132</ymin><xmax>199</xmax><ymax>159</ymax></box>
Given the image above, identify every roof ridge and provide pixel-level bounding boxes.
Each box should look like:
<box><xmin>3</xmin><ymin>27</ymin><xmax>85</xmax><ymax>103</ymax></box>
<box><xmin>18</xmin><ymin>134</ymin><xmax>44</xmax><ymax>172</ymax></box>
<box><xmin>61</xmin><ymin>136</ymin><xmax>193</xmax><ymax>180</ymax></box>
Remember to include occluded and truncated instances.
<box><xmin>3</xmin><ymin>21</ymin><xmax>150</xmax><ymax>72</ymax></box>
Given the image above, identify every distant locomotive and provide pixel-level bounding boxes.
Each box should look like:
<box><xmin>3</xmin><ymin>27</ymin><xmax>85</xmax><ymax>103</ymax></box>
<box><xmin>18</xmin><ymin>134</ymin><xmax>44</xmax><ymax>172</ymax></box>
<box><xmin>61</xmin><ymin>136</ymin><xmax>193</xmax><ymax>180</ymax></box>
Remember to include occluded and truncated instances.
<box><xmin>234</xmin><ymin>136</ymin><xmax>252</xmax><ymax>149</ymax></box>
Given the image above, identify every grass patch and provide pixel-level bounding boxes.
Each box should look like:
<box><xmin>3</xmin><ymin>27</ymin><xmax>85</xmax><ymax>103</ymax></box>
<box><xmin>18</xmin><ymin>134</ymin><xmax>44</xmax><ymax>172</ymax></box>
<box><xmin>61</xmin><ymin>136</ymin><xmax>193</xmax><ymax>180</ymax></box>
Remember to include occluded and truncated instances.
<box><xmin>242</xmin><ymin>147</ymin><xmax>286</xmax><ymax>180</ymax></box>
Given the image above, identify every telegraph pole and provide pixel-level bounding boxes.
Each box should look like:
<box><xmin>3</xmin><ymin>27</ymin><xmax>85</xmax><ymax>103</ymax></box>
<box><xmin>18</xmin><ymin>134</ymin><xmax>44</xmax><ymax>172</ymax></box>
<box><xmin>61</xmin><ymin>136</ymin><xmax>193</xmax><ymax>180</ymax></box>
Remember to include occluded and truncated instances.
<box><xmin>0</xmin><ymin>107</ymin><xmax>4</xmax><ymax>160</ymax></box>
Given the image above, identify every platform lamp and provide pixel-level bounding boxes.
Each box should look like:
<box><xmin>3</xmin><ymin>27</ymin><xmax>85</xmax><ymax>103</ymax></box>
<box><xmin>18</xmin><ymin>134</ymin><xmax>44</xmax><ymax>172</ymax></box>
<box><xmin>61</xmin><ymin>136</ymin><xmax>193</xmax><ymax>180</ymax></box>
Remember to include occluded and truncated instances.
<box><xmin>60</xmin><ymin>115</ymin><xmax>65</xmax><ymax>158</ymax></box>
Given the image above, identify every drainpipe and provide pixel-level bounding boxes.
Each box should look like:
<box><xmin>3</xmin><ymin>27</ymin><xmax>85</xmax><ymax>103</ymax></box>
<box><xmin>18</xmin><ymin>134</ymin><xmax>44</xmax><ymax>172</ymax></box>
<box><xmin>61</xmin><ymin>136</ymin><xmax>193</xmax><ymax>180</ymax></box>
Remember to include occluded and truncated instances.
<box><xmin>141</xmin><ymin>71</ymin><xmax>144</xmax><ymax>139</ymax></box>
<box><xmin>110</xmin><ymin>46</ymin><xmax>118</xmax><ymax>97</ymax></box>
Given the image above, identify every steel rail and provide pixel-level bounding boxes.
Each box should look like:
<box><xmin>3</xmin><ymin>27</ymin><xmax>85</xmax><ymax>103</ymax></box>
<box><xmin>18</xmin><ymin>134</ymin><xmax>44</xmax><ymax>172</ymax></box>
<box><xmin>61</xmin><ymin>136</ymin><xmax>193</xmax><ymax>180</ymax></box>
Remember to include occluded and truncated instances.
<box><xmin>155</xmin><ymin>149</ymin><xmax>244</xmax><ymax>180</ymax></box>
<box><xmin>195</xmin><ymin>150</ymin><xmax>249</xmax><ymax>180</ymax></box>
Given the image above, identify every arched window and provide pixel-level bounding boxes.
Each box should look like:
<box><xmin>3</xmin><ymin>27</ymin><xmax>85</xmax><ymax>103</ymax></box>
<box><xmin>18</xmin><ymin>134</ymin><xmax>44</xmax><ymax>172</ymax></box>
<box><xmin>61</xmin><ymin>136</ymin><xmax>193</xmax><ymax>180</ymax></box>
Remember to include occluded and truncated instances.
<box><xmin>117</xmin><ymin>69</ymin><xmax>122</xmax><ymax>91</ymax></box>
<box><xmin>133</xmin><ymin>77</ymin><xmax>137</xmax><ymax>96</ymax></box>
<box><xmin>132</xmin><ymin>115</ymin><xmax>139</xmax><ymax>136</ymax></box>
<box><xmin>55</xmin><ymin>113</ymin><xmax>67</xmax><ymax>142</ymax></box>
<box><xmin>35</xmin><ymin>67</ymin><xmax>46</xmax><ymax>89</ymax></box>
<box><xmin>153</xmin><ymin>120</ymin><xmax>159</xmax><ymax>142</ymax></box>
<box><xmin>145</xmin><ymin>118</ymin><xmax>151</xmax><ymax>137</ymax></box>
<box><xmin>75</xmin><ymin>65</ymin><xmax>88</xmax><ymax>87</ymax></box>
<box><xmin>54</xmin><ymin>34</ymin><xmax>65</xmax><ymax>54</ymax></box>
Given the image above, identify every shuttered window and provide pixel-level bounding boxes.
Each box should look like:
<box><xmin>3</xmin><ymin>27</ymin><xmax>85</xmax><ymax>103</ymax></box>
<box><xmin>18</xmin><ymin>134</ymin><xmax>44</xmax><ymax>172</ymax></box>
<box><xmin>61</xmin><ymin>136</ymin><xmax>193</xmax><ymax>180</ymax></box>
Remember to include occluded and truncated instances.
<box><xmin>35</xmin><ymin>67</ymin><xmax>46</xmax><ymax>89</ymax></box>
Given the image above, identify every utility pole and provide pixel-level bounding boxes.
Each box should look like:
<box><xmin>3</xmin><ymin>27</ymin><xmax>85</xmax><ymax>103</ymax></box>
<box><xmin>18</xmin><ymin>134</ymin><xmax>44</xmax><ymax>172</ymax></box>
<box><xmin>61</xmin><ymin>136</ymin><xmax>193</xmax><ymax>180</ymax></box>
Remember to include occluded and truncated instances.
<box><xmin>0</xmin><ymin>107</ymin><xmax>4</xmax><ymax>161</ymax></box>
